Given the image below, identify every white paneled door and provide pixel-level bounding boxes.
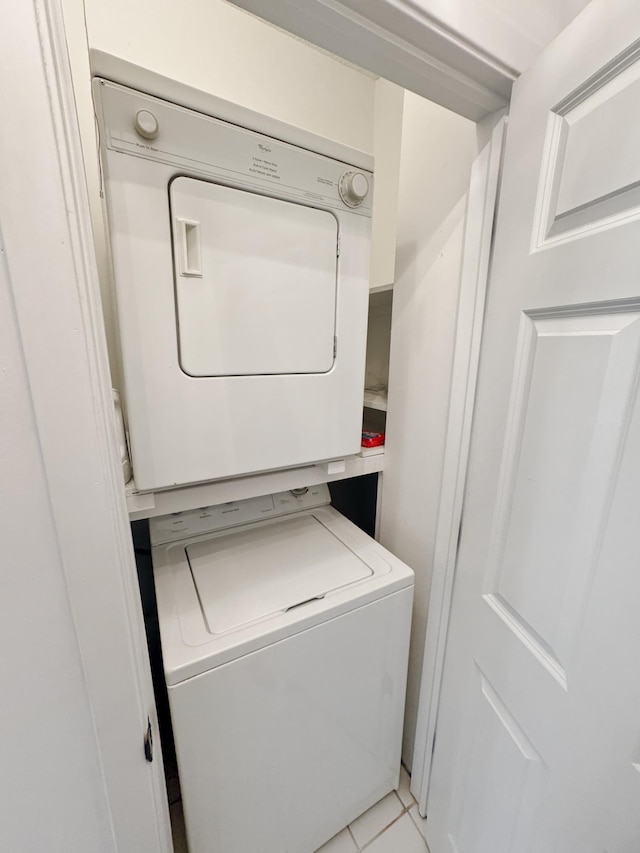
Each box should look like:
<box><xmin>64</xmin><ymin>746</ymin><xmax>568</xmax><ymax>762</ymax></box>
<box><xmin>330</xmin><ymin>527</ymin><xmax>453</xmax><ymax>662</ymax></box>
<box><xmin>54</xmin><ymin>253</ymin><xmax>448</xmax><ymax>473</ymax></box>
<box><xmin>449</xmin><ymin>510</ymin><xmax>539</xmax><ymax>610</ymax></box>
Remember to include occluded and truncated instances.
<box><xmin>425</xmin><ymin>1</ymin><xmax>640</xmax><ymax>850</ymax></box>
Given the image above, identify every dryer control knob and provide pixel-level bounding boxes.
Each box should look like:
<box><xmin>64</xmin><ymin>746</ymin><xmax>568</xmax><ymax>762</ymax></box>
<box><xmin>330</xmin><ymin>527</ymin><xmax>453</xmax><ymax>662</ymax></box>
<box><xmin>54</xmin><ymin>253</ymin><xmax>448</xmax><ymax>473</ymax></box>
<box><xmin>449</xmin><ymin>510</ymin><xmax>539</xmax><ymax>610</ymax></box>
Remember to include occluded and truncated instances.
<box><xmin>339</xmin><ymin>171</ymin><xmax>369</xmax><ymax>207</ymax></box>
<box><xmin>134</xmin><ymin>109</ymin><xmax>159</xmax><ymax>140</ymax></box>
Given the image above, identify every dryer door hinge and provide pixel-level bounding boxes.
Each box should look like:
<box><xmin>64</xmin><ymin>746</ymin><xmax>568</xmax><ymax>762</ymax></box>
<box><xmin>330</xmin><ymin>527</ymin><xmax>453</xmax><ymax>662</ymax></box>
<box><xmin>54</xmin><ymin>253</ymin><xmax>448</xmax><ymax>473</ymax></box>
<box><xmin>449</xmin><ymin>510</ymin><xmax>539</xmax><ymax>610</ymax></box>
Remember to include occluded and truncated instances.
<box><xmin>333</xmin><ymin>337</ymin><xmax>337</xmax><ymax>359</ymax></box>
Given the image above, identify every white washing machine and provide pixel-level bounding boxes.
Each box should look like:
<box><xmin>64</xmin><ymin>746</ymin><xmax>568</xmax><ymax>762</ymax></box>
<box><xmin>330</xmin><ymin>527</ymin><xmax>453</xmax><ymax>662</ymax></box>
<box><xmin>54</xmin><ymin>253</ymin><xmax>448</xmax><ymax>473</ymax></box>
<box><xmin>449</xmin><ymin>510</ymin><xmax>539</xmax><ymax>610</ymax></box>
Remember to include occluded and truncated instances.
<box><xmin>150</xmin><ymin>484</ymin><xmax>413</xmax><ymax>853</ymax></box>
<box><xmin>94</xmin><ymin>75</ymin><xmax>373</xmax><ymax>492</ymax></box>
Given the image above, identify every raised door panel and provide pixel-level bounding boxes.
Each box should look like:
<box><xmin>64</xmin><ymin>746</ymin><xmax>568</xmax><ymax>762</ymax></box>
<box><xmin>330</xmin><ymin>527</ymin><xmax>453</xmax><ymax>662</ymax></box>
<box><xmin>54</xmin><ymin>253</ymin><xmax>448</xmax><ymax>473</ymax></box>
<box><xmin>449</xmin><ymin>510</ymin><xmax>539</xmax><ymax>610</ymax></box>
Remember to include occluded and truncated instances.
<box><xmin>534</xmin><ymin>45</ymin><xmax>640</xmax><ymax>247</ymax></box>
<box><xmin>485</xmin><ymin>306</ymin><xmax>640</xmax><ymax>682</ymax></box>
<box><xmin>443</xmin><ymin>670</ymin><xmax>545</xmax><ymax>853</ymax></box>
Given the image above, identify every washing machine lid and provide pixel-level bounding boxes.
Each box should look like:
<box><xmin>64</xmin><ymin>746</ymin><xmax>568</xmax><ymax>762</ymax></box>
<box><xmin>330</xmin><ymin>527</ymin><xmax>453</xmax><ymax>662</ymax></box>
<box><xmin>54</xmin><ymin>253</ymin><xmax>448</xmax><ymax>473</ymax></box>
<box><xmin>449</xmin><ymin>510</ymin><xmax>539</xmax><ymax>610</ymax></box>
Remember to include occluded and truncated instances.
<box><xmin>186</xmin><ymin>514</ymin><xmax>372</xmax><ymax>634</ymax></box>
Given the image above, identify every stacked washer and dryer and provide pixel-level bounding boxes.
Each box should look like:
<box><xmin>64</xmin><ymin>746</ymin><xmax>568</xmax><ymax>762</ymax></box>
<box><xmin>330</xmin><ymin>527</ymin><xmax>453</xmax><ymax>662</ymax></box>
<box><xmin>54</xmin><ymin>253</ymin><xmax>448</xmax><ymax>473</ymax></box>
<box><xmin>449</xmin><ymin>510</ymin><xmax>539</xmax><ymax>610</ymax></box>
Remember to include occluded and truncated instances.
<box><xmin>95</xmin><ymin>64</ymin><xmax>414</xmax><ymax>853</ymax></box>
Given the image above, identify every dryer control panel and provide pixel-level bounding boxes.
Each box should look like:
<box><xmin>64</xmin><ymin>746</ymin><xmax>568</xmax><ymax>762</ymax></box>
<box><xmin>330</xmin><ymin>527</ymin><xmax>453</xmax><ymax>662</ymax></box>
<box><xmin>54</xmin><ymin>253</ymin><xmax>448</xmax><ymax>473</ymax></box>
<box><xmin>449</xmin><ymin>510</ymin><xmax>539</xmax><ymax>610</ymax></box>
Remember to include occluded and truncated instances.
<box><xmin>150</xmin><ymin>484</ymin><xmax>331</xmax><ymax>545</ymax></box>
<box><xmin>95</xmin><ymin>80</ymin><xmax>373</xmax><ymax>216</ymax></box>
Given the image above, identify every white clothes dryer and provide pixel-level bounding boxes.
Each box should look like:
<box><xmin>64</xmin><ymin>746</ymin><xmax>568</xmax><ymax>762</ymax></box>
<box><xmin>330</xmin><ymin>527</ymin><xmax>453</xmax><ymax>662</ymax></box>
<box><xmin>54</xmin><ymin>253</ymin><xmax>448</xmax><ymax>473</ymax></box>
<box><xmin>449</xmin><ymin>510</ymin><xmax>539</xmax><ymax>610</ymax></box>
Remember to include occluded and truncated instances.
<box><xmin>150</xmin><ymin>484</ymin><xmax>413</xmax><ymax>853</ymax></box>
<box><xmin>94</xmin><ymin>75</ymin><xmax>373</xmax><ymax>492</ymax></box>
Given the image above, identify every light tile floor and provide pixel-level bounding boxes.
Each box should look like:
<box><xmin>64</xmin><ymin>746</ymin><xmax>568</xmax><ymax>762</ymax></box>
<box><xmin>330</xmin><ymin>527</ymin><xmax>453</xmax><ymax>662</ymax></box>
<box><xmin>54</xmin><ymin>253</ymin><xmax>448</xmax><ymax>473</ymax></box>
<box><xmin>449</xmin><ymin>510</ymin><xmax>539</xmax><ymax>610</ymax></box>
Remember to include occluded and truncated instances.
<box><xmin>169</xmin><ymin>766</ymin><xmax>430</xmax><ymax>853</ymax></box>
<box><xmin>316</xmin><ymin>766</ymin><xmax>430</xmax><ymax>853</ymax></box>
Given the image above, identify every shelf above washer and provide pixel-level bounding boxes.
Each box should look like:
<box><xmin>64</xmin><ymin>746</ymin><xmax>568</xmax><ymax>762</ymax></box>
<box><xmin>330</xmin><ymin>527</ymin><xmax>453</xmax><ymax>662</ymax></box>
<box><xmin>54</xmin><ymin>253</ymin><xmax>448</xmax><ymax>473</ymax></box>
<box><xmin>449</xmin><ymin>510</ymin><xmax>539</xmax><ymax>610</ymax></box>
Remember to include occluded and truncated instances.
<box><xmin>363</xmin><ymin>389</ymin><xmax>388</xmax><ymax>411</ymax></box>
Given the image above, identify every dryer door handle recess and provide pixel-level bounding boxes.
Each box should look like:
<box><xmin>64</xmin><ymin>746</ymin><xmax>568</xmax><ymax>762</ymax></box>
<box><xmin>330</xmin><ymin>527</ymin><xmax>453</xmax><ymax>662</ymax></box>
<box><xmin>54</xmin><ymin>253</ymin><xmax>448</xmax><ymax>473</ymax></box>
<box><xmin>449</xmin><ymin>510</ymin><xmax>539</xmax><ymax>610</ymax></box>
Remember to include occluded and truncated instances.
<box><xmin>175</xmin><ymin>218</ymin><xmax>202</xmax><ymax>277</ymax></box>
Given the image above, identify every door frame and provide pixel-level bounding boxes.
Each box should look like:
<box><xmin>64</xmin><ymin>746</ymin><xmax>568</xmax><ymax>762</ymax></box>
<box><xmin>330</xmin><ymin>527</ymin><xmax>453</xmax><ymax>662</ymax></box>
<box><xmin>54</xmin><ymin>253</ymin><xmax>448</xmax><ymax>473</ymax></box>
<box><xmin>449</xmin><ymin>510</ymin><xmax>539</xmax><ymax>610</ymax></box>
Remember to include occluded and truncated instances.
<box><xmin>2</xmin><ymin>2</ymin><xmax>172</xmax><ymax>850</ymax></box>
<box><xmin>226</xmin><ymin>0</ymin><xmax>514</xmax><ymax>120</ymax></box>
<box><xmin>410</xmin><ymin>115</ymin><xmax>507</xmax><ymax>810</ymax></box>
<box><xmin>13</xmin><ymin>0</ymin><xmax>511</xmax><ymax>847</ymax></box>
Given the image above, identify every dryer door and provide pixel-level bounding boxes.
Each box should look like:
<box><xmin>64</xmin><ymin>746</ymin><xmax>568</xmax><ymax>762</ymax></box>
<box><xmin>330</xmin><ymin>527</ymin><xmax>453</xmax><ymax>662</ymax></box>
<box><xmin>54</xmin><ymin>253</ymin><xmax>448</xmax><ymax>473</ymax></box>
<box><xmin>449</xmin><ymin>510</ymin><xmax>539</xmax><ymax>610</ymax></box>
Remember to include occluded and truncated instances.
<box><xmin>170</xmin><ymin>177</ymin><xmax>338</xmax><ymax>377</ymax></box>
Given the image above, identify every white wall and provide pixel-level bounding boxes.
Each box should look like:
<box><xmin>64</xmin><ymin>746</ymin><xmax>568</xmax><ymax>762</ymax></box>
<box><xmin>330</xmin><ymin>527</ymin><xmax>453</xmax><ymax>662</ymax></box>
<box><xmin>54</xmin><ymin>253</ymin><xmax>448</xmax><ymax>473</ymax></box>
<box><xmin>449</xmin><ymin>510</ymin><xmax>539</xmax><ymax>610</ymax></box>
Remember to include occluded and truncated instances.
<box><xmin>85</xmin><ymin>0</ymin><xmax>375</xmax><ymax>152</ymax></box>
<box><xmin>370</xmin><ymin>79</ymin><xmax>404</xmax><ymax>290</ymax></box>
<box><xmin>365</xmin><ymin>291</ymin><xmax>393</xmax><ymax>392</ymax></box>
<box><xmin>379</xmin><ymin>92</ymin><xmax>477</xmax><ymax>768</ymax></box>
<box><xmin>0</xmin><ymin>237</ymin><xmax>112</xmax><ymax>852</ymax></box>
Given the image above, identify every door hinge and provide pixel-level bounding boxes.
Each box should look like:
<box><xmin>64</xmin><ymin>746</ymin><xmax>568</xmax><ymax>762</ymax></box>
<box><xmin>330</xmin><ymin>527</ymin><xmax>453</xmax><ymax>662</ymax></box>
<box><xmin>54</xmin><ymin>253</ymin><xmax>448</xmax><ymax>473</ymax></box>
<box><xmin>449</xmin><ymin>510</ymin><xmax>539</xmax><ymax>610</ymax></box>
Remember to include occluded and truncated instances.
<box><xmin>333</xmin><ymin>337</ymin><xmax>337</xmax><ymax>358</ymax></box>
<box><xmin>143</xmin><ymin>716</ymin><xmax>153</xmax><ymax>763</ymax></box>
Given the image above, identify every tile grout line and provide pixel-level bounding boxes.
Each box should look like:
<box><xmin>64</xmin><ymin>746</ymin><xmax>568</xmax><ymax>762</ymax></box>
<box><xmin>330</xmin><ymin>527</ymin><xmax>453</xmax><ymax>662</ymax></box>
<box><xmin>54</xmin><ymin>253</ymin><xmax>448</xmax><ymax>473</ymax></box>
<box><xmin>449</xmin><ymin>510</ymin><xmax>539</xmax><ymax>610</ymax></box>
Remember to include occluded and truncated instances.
<box><xmin>354</xmin><ymin>791</ymin><xmax>427</xmax><ymax>852</ymax></box>
<box><xmin>406</xmin><ymin>800</ymin><xmax>431</xmax><ymax>853</ymax></box>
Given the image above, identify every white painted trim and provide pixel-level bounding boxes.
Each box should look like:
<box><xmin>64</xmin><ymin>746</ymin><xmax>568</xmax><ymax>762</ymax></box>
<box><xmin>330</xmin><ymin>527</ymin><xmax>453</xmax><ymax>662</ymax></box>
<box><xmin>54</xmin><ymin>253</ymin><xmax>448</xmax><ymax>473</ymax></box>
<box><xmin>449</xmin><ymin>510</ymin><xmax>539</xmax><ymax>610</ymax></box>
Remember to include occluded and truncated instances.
<box><xmin>1</xmin><ymin>2</ymin><xmax>172</xmax><ymax>850</ymax></box>
<box><xmin>227</xmin><ymin>0</ymin><xmax>512</xmax><ymax>121</ymax></box>
<box><xmin>410</xmin><ymin>115</ymin><xmax>507</xmax><ymax>812</ymax></box>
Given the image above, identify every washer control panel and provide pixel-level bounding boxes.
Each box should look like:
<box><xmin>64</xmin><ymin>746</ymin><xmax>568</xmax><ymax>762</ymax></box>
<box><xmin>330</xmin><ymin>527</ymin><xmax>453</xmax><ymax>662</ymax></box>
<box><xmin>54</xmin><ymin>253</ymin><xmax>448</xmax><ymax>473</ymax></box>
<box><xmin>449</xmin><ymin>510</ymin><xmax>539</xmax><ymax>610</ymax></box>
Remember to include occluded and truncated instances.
<box><xmin>150</xmin><ymin>484</ymin><xmax>331</xmax><ymax>545</ymax></box>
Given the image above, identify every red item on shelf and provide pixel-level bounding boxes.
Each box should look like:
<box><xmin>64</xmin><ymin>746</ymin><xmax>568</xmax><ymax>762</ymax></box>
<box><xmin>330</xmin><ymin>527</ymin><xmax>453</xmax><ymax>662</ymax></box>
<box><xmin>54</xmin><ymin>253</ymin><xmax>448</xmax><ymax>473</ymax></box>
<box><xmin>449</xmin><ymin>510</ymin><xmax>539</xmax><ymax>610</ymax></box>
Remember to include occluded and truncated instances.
<box><xmin>361</xmin><ymin>430</ymin><xmax>385</xmax><ymax>448</ymax></box>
